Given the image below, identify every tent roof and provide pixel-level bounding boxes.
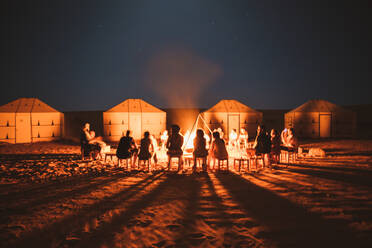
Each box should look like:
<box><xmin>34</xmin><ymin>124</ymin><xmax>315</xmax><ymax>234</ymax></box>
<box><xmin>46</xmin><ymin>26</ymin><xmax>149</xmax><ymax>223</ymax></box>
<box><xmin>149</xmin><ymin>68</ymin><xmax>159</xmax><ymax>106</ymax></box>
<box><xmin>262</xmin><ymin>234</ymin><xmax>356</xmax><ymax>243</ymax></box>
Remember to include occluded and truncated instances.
<box><xmin>204</xmin><ymin>99</ymin><xmax>260</xmax><ymax>113</ymax></box>
<box><xmin>288</xmin><ymin>99</ymin><xmax>351</xmax><ymax>113</ymax></box>
<box><xmin>0</xmin><ymin>98</ymin><xmax>60</xmax><ymax>113</ymax></box>
<box><xmin>105</xmin><ymin>99</ymin><xmax>165</xmax><ymax>113</ymax></box>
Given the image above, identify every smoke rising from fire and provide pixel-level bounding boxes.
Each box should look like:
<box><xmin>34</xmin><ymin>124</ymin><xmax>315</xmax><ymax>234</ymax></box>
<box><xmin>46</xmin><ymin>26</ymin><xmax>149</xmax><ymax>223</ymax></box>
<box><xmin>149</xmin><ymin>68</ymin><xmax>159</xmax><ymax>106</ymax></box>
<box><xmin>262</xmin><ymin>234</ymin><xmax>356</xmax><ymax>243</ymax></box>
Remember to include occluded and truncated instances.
<box><xmin>145</xmin><ymin>46</ymin><xmax>222</xmax><ymax>108</ymax></box>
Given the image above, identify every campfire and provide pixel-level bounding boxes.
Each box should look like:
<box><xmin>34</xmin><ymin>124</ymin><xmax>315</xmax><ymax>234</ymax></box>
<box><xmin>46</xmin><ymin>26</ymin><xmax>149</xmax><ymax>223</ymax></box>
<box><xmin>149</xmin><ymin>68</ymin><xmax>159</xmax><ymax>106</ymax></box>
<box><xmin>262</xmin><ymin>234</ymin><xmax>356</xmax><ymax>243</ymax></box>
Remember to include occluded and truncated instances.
<box><xmin>156</xmin><ymin>114</ymin><xmax>251</xmax><ymax>161</ymax></box>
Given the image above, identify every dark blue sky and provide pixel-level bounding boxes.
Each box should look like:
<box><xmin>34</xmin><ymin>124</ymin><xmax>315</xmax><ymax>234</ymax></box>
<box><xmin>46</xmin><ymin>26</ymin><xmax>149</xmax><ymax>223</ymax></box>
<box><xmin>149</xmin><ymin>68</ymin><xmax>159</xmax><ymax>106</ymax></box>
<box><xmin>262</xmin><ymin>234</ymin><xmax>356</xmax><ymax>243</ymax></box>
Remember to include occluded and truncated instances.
<box><xmin>2</xmin><ymin>0</ymin><xmax>371</xmax><ymax>111</ymax></box>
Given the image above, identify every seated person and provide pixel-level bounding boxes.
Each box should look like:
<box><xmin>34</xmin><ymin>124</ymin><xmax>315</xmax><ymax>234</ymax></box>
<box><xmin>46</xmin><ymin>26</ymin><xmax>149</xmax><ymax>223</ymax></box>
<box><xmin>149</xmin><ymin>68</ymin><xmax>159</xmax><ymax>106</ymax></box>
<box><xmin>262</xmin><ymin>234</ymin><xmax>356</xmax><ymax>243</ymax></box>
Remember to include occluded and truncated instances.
<box><xmin>217</xmin><ymin>127</ymin><xmax>224</xmax><ymax>141</ymax></box>
<box><xmin>88</xmin><ymin>130</ymin><xmax>107</xmax><ymax>159</ymax></box>
<box><xmin>228</xmin><ymin>129</ymin><xmax>238</xmax><ymax>147</ymax></box>
<box><xmin>238</xmin><ymin>128</ymin><xmax>248</xmax><ymax>150</ymax></box>
<box><xmin>80</xmin><ymin>123</ymin><xmax>101</xmax><ymax>160</ymax></box>
<box><xmin>253</xmin><ymin>125</ymin><xmax>271</xmax><ymax>154</ymax></box>
<box><xmin>116</xmin><ymin>130</ymin><xmax>138</xmax><ymax>165</ymax></box>
<box><xmin>193</xmin><ymin>129</ymin><xmax>208</xmax><ymax>172</ymax></box>
<box><xmin>80</xmin><ymin>123</ymin><xmax>91</xmax><ymax>159</ymax></box>
<box><xmin>166</xmin><ymin>125</ymin><xmax>184</xmax><ymax>170</ymax></box>
<box><xmin>281</xmin><ymin>128</ymin><xmax>298</xmax><ymax>151</ymax></box>
<box><xmin>209</xmin><ymin>131</ymin><xmax>228</xmax><ymax>167</ymax></box>
<box><xmin>87</xmin><ymin>130</ymin><xmax>103</xmax><ymax>143</ymax></box>
<box><xmin>270</xmin><ymin>129</ymin><xmax>281</xmax><ymax>164</ymax></box>
<box><xmin>138</xmin><ymin>131</ymin><xmax>154</xmax><ymax>162</ymax></box>
<box><xmin>253</xmin><ymin>125</ymin><xmax>271</xmax><ymax>167</ymax></box>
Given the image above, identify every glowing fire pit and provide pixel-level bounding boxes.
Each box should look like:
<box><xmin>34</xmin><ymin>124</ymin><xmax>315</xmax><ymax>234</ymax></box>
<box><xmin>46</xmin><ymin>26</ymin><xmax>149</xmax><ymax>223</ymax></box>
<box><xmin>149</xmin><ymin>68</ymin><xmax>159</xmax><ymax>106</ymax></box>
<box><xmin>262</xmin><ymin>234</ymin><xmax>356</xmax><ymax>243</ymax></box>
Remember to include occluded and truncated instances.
<box><xmin>154</xmin><ymin>113</ymin><xmax>252</xmax><ymax>168</ymax></box>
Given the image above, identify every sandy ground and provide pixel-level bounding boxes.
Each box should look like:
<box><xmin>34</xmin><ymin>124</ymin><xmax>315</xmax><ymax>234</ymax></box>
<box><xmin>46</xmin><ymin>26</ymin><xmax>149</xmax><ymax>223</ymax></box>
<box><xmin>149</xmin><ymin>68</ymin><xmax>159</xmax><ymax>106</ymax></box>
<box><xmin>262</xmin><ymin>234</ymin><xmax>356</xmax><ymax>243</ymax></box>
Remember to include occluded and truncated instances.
<box><xmin>0</xmin><ymin>140</ymin><xmax>372</xmax><ymax>247</ymax></box>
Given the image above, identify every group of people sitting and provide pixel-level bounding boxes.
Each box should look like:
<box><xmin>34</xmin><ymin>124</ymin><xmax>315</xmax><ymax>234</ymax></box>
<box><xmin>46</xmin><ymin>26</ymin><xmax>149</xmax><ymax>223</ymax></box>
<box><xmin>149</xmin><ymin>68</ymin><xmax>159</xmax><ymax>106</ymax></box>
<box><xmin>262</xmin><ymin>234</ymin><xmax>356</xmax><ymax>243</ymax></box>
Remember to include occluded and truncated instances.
<box><xmin>112</xmin><ymin>124</ymin><xmax>229</xmax><ymax>172</ymax></box>
<box><xmin>116</xmin><ymin>130</ymin><xmax>158</xmax><ymax>169</ymax></box>
<box><xmin>80</xmin><ymin>122</ymin><xmax>298</xmax><ymax>171</ymax></box>
<box><xmin>253</xmin><ymin>125</ymin><xmax>299</xmax><ymax>168</ymax></box>
<box><xmin>211</xmin><ymin>128</ymin><xmax>249</xmax><ymax>150</ymax></box>
<box><xmin>164</xmin><ymin>124</ymin><xmax>229</xmax><ymax>172</ymax></box>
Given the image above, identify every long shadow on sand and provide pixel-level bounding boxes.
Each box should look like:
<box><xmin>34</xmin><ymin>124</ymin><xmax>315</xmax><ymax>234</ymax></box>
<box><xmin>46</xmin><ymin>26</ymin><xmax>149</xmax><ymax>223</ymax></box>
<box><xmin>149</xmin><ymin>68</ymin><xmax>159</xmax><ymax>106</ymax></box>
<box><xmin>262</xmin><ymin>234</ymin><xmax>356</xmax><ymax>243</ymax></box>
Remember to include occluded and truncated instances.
<box><xmin>215</xmin><ymin>172</ymin><xmax>371</xmax><ymax>248</ymax></box>
<box><xmin>174</xmin><ymin>173</ymin><xmax>227</xmax><ymax>247</ymax></box>
<box><xmin>7</xmin><ymin>172</ymin><xmax>164</xmax><ymax>248</ymax></box>
<box><xmin>202</xmin><ymin>173</ymin><xmax>263</xmax><ymax>247</ymax></box>
<box><xmin>79</xmin><ymin>173</ymin><xmax>201</xmax><ymax>248</ymax></box>
<box><xmin>249</xmin><ymin>172</ymin><xmax>372</xmax><ymax>214</ymax></box>
<box><xmin>165</xmin><ymin>174</ymin><xmax>202</xmax><ymax>247</ymax></box>
<box><xmin>1</xmin><ymin>173</ymin><xmax>133</xmax><ymax>218</ymax></box>
<box><xmin>0</xmin><ymin>171</ymin><xmax>126</xmax><ymax>199</ymax></box>
<box><xmin>174</xmin><ymin>173</ymin><xmax>264</xmax><ymax>247</ymax></box>
<box><xmin>280</xmin><ymin>164</ymin><xmax>372</xmax><ymax>188</ymax></box>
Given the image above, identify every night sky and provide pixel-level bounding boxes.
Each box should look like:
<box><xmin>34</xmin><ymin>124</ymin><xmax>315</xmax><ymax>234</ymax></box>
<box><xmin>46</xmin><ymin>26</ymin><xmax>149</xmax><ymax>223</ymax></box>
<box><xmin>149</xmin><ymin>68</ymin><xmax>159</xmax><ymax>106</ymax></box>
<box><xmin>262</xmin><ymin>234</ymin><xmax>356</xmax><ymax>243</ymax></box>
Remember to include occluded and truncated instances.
<box><xmin>2</xmin><ymin>0</ymin><xmax>371</xmax><ymax>111</ymax></box>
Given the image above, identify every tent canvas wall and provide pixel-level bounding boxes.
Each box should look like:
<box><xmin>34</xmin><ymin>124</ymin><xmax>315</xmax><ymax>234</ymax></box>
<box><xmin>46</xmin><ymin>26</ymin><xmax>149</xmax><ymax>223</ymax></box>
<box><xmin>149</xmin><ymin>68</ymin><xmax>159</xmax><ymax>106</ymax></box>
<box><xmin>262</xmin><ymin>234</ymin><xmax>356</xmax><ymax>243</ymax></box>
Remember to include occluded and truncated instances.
<box><xmin>284</xmin><ymin>99</ymin><xmax>356</xmax><ymax>138</ymax></box>
<box><xmin>103</xmin><ymin>99</ymin><xmax>166</xmax><ymax>141</ymax></box>
<box><xmin>0</xmin><ymin>98</ymin><xmax>64</xmax><ymax>143</ymax></box>
<box><xmin>201</xmin><ymin>100</ymin><xmax>263</xmax><ymax>139</ymax></box>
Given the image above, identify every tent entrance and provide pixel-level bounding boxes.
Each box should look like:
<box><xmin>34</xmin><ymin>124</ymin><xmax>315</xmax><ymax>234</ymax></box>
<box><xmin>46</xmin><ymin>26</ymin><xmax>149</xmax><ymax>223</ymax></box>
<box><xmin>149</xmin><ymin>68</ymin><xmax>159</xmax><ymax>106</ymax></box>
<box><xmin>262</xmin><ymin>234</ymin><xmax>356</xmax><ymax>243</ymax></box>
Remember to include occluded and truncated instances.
<box><xmin>228</xmin><ymin>114</ymin><xmax>240</xmax><ymax>137</ymax></box>
<box><xmin>16</xmin><ymin>113</ymin><xmax>31</xmax><ymax>143</ymax></box>
<box><xmin>129</xmin><ymin>113</ymin><xmax>142</xmax><ymax>140</ymax></box>
<box><xmin>319</xmin><ymin>114</ymin><xmax>331</xmax><ymax>138</ymax></box>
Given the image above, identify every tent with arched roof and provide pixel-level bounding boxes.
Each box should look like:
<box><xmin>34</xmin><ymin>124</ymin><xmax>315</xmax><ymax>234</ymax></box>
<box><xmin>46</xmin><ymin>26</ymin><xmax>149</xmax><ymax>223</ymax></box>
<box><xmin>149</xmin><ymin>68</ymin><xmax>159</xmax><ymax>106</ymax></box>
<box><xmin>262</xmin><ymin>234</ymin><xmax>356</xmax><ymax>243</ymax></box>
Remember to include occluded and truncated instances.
<box><xmin>0</xmin><ymin>98</ymin><xmax>64</xmax><ymax>143</ymax></box>
<box><xmin>103</xmin><ymin>99</ymin><xmax>166</xmax><ymax>141</ymax></box>
<box><xmin>284</xmin><ymin>99</ymin><xmax>356</xmax><ymax>138</ymax></box>
<box><xmin>201</xmin><ymin>100</ymin><xmax>262</xmax><ymax>139</ymax></box>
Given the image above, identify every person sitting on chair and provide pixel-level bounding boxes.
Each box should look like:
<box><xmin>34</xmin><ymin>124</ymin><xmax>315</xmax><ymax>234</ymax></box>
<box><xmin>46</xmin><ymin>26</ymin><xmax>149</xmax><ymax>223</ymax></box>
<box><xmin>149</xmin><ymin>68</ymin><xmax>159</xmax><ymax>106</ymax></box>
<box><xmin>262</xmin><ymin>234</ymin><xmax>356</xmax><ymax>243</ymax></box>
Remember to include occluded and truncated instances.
<box><xmin>209</xmin><ymin>131</ymin><xmax>228</xmax><ymax>170</ymax></box>
<box><xmin>281</xmin><ymin>128</ymin><xmax>298</xmax><ymax>151</ymax></box>
<box><xmin>166</xmin><ymin>124</ymin><xmax>184</xmax><ymax>171</ymax></box>
<box><xmin>87</xmin><ymin>130</ymin><xmax>107</xmax><ymax>159</ymax></box>
<box><xmin>270</xmin><ymin>129</ymin><xmax>281</xmax><ymax>165</ymax></box>
<box><xmin>280</xmin><ymin>128</ymin><xmax>299</xmax><ymax>164</ymax></box>
<box><xmin>80</xmin><ymin>123</ymin><xmax>91</xmax><ymax>159</ymax></box>
<box><xmin>228</xmin><ymin>129</ymin><xmax>238</xmax><ymax>148</ymax></box>
<box><xmin>253</xmin><ymin>125</ymin><xmax>271</xmax><ymax>168</ymax></box>
<box><xmin>193</xmin><ymin>129</ymin><xmax>208</xmax><ymax>172</ymax></box>
<box><xmin>238</xmin><ymin>128</ymin><xmax>249</xmax><ymax>150</ymax></box>
<box><xmin>138</xmin><ymin>131</ymin><xmax>154</xmax><ymax>171</ymax></box>
<box><xmin>80</xmin><ymin>123</ymin><xmax>101</xmax><ymax>160</ymax></box>
<box><xmin>116</xmin><ymin>130</ymin><xmax>138</xmax><ymax>167</ymax></box>
<box><xmin>217</xmin><ymin>127</ymin><xmax>224</xmax><ymax>141</ymax></box>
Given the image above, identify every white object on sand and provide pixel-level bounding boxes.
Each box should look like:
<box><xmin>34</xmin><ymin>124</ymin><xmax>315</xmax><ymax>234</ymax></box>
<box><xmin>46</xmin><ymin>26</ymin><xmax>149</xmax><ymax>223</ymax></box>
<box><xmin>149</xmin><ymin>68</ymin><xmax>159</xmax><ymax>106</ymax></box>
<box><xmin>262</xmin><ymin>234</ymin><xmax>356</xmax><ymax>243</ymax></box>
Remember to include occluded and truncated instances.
<box><xmin>308</xmin><ymin>148</ymin><xmax>326</xmax><ymax>157</ymax></box>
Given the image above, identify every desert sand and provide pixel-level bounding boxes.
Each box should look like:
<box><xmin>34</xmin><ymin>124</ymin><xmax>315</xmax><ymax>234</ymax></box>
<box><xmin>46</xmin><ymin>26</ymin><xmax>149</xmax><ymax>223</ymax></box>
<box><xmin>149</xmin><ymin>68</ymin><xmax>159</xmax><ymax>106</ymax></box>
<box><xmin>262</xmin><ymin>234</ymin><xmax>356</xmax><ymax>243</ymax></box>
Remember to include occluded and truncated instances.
<box><xmin>0</xmin><ymin>140</ymin><xmax>371</xmax><ymax>247</ymax></box>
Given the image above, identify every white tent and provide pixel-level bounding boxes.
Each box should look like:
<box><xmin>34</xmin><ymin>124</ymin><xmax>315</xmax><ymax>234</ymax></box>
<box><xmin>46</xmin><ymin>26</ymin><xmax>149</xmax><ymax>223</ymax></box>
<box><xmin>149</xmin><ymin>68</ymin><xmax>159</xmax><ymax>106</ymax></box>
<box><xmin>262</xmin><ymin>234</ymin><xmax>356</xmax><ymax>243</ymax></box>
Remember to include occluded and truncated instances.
<box><xmin>201</xmin><ymin>99</ymin><xmax>263</xmax><ymax>139</ymax></box>
<box><xmin>284</xmin><ymin>99</ymin><xmax>356</xmax><ymax>138</ymax></box>
<box><xmin>0</xmin><ymin>98</ymin><xmax>64</xmax><ymax>143</ymax></box>
<box><xmin>103</xmin><ymin>99</ymin><xmax>166</xmax><ymax>141</ymax></box>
